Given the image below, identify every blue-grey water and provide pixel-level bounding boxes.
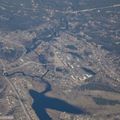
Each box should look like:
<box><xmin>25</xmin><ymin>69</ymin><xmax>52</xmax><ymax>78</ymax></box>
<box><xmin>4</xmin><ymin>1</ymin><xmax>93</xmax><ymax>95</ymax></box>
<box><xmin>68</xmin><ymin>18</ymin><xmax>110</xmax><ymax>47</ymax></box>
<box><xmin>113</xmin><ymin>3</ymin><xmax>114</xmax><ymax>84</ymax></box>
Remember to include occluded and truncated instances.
<box><xmin>29</xmin><ymin>89</ymin><xmax>87</xmax><ymax>120</ymax></box>
<box><xmin>0</xmin><ymin>0</ymin><xmax>120</xmax><ymax>119</ymax></box>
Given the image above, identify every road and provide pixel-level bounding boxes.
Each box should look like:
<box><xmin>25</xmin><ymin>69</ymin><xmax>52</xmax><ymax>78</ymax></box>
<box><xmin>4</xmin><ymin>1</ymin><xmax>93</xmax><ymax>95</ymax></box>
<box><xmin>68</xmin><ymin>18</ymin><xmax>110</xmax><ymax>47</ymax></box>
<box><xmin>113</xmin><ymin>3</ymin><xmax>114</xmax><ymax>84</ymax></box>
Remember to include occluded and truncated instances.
<box><xmin>0</xmin><ymin>60</ymin><xmax>32</xmax><ymax>120</ymax></box>
<box><xmin>64</xmin><ymin>4</ymin><xmax>120</xmax><ymax>14</ymax></box>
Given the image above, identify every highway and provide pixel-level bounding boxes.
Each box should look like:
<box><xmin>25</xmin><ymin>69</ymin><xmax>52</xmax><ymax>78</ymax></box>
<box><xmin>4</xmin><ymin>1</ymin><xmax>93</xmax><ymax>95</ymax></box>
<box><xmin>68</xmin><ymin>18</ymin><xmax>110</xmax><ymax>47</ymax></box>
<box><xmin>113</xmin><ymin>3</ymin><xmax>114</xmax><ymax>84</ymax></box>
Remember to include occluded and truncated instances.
<box><xmin>64</xmin><ymin>4</ymin><xmax>120</xmax><ymax>14</ymax></box>
<box><xmin>0</xmin><ymin>60</ymin><xmax>32</xmax><ymax>120</ymax></box>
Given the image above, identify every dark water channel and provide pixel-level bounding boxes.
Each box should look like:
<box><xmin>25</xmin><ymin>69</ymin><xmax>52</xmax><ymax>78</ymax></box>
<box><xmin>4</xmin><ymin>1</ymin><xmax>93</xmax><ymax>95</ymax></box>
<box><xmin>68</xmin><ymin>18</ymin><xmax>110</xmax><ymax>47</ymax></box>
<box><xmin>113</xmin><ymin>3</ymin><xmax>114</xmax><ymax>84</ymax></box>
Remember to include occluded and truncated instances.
<box><xmin>4</xmin><ymin>71</ymin><xmax>87</xmax><ymax>120</ymax></box>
